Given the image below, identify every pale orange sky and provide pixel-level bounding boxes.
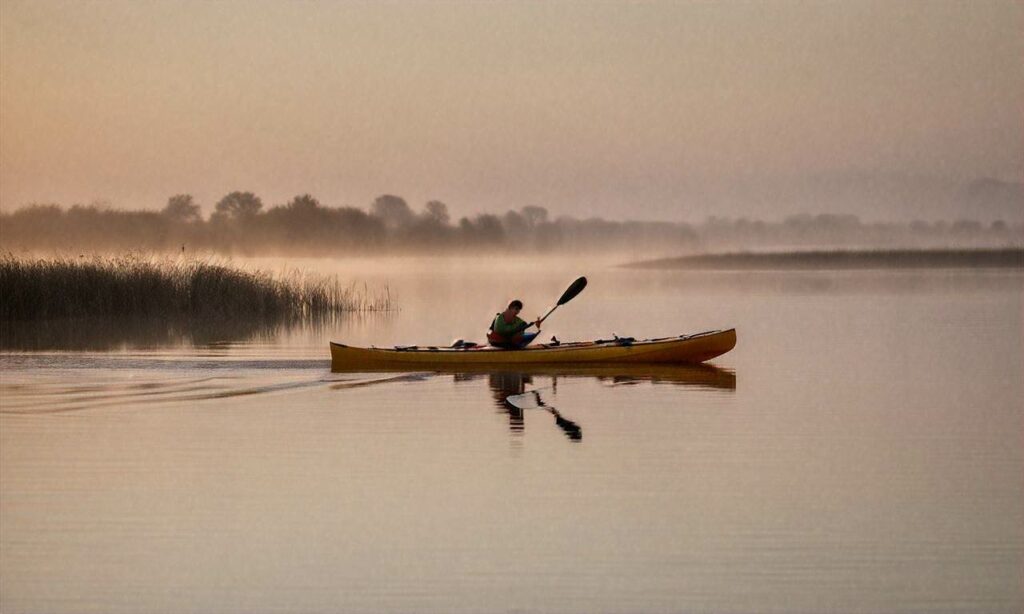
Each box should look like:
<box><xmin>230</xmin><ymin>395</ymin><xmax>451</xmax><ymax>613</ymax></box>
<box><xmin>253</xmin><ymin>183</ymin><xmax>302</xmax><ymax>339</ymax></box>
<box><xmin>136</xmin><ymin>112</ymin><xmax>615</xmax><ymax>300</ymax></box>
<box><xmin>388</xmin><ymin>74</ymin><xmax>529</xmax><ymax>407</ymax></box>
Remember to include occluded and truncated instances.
<box><xmin>1</xmin><ymin>0</ymin><xmax>1021</xmax><ymax>221</ymax></box>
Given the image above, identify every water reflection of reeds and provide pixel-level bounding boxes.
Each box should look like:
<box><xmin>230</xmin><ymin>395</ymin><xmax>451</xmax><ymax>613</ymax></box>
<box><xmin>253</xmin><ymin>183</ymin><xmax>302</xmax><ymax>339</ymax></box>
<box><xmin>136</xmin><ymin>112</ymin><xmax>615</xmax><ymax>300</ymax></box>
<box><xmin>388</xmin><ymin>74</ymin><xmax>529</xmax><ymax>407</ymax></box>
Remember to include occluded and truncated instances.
<box><xmin>0</xmin><ymin>314</ymin><xmax>354</xmax><ymax>351</ymax></box>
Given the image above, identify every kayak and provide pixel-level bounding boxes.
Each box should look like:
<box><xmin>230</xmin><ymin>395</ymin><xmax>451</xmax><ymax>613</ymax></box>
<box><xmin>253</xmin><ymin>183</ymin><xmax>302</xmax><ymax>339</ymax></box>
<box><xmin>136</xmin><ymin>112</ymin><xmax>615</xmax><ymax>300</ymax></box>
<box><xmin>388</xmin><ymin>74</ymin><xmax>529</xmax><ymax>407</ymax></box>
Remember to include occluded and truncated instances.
<box><xmin>330</xmin><ymin>329</ymin><xmax>736</xmax><ymax>370</ymax></box>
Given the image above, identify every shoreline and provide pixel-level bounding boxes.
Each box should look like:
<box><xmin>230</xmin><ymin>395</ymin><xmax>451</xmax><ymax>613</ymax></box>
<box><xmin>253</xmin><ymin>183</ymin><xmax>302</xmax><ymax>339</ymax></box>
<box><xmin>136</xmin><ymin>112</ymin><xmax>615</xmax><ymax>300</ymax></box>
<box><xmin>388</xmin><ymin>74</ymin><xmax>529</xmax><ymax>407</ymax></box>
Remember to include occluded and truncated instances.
<box><xmin>623</xmin><ymin>248</ymin><xmax>1024</xmax><ymax>270</ymax></box>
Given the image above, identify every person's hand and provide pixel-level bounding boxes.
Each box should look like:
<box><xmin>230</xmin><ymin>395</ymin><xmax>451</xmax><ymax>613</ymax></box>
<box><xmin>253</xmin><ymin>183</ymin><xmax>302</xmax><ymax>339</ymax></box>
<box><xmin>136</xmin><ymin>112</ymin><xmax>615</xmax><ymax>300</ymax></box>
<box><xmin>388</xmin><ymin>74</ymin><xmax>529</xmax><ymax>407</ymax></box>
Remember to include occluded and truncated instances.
<box><xmin>534</xmin><ymin>318</ymin><xmax>542</xmax><ymax>329</ymax></box>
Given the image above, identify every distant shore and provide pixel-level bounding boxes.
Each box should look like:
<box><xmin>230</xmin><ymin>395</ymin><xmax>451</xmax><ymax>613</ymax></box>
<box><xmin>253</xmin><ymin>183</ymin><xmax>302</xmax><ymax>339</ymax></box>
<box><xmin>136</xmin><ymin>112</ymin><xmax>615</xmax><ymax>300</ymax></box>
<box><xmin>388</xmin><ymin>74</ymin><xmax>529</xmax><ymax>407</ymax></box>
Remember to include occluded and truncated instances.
<box><xmin>623</xmin><ymin>248</ymin><xmax>1024</xmax><ymax>270</ymax></box>
<box><xmin>4</xmin><ymin>200</ymin><xmax>1021</xmax><ymax>257</ymax></box>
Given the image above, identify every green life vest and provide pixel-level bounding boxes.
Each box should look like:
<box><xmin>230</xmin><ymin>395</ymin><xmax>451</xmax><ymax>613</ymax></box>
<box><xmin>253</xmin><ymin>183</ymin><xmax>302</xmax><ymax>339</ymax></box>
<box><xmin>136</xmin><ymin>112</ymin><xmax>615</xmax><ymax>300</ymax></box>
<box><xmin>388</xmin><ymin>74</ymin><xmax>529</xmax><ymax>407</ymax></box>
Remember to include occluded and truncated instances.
<box><xmin>490</xmin><ymin>312</ymin><xmax>527</xmax><ymax>337</ymax></box>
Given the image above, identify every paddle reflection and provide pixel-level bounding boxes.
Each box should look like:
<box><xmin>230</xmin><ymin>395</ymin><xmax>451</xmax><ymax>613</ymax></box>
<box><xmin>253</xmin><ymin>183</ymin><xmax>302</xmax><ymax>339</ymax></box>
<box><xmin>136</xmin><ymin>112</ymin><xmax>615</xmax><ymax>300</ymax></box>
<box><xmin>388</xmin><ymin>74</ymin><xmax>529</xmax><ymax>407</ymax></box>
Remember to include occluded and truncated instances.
<box><xmin>487</xmin><ymin>372</ymin><xmax>582</xmax><ymax>441</ymax></box>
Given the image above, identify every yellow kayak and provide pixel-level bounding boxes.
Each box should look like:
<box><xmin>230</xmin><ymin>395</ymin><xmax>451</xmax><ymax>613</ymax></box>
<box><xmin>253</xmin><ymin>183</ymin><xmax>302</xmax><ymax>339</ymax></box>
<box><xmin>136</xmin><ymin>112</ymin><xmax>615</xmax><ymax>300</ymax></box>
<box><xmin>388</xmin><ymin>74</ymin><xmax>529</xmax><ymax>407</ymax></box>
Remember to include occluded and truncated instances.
<box><xmin>330</xmin><ymin>329</ymin><xmax>736</xmax><ymax>371</ymax></box>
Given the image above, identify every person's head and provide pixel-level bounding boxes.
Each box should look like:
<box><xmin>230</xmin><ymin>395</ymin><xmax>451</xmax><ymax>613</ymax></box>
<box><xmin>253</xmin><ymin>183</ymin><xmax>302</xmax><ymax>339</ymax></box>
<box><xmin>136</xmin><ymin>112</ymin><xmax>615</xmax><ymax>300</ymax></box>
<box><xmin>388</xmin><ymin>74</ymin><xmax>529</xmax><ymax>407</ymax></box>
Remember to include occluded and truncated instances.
<box><xmin>507</xmin><ymin>299</ymin><xmax>523</xmax><ymax>313</ymax></box>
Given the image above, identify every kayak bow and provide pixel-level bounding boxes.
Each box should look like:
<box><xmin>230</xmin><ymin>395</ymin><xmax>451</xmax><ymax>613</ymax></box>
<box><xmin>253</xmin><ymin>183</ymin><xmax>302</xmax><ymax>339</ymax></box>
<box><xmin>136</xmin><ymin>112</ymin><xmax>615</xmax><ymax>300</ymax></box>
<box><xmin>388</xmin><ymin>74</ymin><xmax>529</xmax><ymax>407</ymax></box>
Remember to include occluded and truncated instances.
<box><xmin>330</xmin><ymin>329</ymin><xmax>736</xmax><ymax>371</ymax></box>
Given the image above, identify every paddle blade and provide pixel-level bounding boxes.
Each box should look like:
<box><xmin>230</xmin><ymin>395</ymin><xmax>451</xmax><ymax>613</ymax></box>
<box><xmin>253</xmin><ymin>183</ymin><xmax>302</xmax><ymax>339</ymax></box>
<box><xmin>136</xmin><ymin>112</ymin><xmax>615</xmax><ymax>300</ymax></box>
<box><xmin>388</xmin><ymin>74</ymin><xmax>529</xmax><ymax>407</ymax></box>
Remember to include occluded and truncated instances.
<box><xmin>557</xmin><ymin>276</ymin><xmax>588</xmax><ymax>305</ymax></box>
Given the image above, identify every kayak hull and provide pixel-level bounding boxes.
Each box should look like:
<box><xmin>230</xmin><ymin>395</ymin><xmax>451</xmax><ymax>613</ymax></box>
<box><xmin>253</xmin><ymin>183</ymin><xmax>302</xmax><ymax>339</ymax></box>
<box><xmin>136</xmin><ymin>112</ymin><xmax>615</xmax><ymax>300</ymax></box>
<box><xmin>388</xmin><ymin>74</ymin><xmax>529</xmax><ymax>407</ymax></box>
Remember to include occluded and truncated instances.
<box><xmin>330</xmin><ymin>329</ymin><xmax>736</xmax><ymax>370</ymax></box>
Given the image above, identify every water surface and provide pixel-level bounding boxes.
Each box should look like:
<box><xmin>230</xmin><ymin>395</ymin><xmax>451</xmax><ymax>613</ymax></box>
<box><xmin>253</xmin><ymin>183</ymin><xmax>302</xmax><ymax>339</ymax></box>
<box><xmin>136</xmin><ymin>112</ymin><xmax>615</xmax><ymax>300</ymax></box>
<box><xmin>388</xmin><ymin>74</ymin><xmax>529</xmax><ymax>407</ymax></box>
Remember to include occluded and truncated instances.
<box><xmin>2</xmin><ymin>259</ymin><xmax>1021</xmax><ymax>613</ymax></box>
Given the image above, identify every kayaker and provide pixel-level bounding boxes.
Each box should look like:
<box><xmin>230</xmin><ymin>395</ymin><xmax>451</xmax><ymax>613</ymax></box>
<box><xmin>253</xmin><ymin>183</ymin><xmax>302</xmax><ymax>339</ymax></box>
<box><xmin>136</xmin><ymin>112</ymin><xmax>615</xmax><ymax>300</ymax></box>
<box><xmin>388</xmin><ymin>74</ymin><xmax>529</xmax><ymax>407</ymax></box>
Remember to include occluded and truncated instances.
<box><xmin>487</xmin><ymin>300</ymin><xmax>541</xmax><ymax>349</ymax></box>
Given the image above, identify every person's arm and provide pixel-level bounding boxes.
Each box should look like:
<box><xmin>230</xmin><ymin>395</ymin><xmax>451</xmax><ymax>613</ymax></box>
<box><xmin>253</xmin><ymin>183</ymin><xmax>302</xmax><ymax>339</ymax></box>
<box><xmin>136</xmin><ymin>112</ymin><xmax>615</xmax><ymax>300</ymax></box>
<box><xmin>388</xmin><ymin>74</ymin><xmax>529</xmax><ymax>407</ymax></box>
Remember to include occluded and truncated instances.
<box><xmin>513</xmin><ymin>317</ymin><xmax>542</xmax><ymax>334</ymax></box>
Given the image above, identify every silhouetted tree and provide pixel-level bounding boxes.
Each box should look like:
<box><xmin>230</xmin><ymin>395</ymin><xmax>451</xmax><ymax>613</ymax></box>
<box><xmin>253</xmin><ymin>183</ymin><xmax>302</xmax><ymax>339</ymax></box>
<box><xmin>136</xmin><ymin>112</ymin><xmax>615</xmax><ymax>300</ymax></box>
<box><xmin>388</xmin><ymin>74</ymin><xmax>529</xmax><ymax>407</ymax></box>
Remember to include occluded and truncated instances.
<box><xmin>503</xmin><ymin>210</ymin><xmax>527</xmax><ymax>236</ymax></box>
<box><xmin>371</xmin><ymin>195</ymin><xmax>414</xmax><ymax>231</ymax></box>
<box><xmin>468</xmin><ymin>214</ymin><xmax>505</xmax><ymax>243</ymax></box>
<box><xmin>521</xmin><ymin>206</ymin><xmax>548</xmax><ymax>227</ymax></box>
<box><xmin>162</xmin><ymin>194</ymin><xmax>201</xmax><ymax>223</ymax></box>
<box><xmin>213</xmin><ymin>191</ymin><xmax>263</xmax><ymax>221</ymax></box>
<box><xmin>335</xmin><ymin>207</ymin><xmax>386</xmax><ymax>248</ymax></box>
<box><xmin>424</xmin><ymin>200</ymin><xmax>450</xmax><ymax>226</ymax></box>
<box><xmin>287</xmin><ymin>194</ymin><xmax>320</xmax><ymax>212</ymax></box>
<box><xmin>259</xmin><ymin>194</ymin><xmax>333</xmax><ymax>251</ymax></box>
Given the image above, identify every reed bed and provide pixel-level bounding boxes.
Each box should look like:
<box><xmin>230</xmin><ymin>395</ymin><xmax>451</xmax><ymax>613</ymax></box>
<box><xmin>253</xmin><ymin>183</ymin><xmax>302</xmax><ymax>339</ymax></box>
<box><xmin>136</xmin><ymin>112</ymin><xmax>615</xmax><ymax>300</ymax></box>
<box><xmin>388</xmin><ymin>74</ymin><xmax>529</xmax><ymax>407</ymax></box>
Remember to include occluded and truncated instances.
<box><xmin>0</xmin><ymin>255</ymin><xmax>392</xmax><ymax>321</ymax></box>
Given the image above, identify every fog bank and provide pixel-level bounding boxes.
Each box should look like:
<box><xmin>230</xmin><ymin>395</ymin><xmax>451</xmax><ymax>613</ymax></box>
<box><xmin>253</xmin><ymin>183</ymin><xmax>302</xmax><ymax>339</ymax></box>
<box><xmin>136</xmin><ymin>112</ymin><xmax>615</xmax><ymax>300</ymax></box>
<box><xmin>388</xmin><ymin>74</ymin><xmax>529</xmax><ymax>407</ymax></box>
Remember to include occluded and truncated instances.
<box><xmin>2</xmin><ymin>193</ymin><xmax>1021</xmax><ymax>258</ymax></box>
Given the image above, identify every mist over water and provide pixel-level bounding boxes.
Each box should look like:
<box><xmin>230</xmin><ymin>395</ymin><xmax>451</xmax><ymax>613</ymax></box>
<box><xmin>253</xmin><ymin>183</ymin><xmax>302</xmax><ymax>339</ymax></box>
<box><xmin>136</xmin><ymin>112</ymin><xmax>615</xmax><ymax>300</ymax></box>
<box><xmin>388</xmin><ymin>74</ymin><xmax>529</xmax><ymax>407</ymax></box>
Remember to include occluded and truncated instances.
<box><xmin>2</xmin><ymin>257</ymin><xmax>1022</xmax><ymax>613</ymax></box>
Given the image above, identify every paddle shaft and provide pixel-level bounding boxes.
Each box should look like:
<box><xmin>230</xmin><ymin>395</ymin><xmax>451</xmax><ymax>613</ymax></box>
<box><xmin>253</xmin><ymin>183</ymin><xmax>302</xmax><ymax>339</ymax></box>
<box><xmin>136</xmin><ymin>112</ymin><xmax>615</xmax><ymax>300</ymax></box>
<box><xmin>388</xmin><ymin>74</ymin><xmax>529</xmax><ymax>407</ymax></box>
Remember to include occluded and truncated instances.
<box><xmin>532</xmin><ymin>276</ymin><xmax>587</xmax><ymax>328</ymax></box>
<box><xmin>537</xmin><ymin>305</ymin><xmax>559</xmax><ymax>325</ymax></box>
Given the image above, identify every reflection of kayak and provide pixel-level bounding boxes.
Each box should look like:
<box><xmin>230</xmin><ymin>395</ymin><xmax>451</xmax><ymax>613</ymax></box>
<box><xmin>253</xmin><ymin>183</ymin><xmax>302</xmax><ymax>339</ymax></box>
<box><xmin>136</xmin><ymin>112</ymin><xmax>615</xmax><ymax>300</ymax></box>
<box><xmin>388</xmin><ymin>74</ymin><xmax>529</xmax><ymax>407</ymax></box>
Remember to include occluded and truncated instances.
<box><xmin>330</xmin><ymin>329</ymin><xmax>736</xmax><ymax>370</ymax></box>
<box><xmin>326</xmin><ymin>363</ymin><xmax>736</xmax><ymax>393</ymax></box>
<box><xmin>470</xmin><ymin>362</ymin><xmax>735</xmax><ymax>390</ymax></box>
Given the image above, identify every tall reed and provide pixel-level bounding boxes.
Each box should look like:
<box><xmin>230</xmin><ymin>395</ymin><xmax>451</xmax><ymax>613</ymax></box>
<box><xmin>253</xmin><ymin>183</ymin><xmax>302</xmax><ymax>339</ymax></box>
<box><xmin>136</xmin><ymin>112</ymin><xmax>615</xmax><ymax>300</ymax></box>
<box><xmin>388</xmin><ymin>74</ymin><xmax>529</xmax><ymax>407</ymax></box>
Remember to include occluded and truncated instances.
<box><xmin>0</xmin><ymin>255</ymin><xmax>391</xmax><ymax>321</ymax></box>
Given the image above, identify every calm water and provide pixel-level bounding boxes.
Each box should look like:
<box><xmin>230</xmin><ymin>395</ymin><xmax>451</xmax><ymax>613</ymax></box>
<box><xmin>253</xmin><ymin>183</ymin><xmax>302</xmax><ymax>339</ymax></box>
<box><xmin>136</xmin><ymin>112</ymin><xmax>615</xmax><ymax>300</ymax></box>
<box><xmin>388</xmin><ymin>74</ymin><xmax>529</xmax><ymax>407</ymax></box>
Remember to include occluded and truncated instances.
<box><xmin>1</xmin><ymin>258</ymin><xmax>1022</xmax><ymax>613</ymax></box>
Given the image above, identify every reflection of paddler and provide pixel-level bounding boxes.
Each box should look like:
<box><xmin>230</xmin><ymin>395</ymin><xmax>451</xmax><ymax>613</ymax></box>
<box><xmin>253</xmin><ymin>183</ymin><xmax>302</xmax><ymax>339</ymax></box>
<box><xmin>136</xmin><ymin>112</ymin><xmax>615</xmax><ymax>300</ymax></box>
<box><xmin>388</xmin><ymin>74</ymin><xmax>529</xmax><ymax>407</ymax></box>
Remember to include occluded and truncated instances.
<box><xmin>489</xmin><ymin>371</ymin><xmax>530</xmax><ymax>432</ymax></box>
<box><xmin>489</xmin><ymin>373</ymin><xmax>582</xmax><ymax>442</ymax></box>
<box><xmin>487</xmin><ymin>300</ymin><xmax>541</xmax><ymax>349</ymax></box>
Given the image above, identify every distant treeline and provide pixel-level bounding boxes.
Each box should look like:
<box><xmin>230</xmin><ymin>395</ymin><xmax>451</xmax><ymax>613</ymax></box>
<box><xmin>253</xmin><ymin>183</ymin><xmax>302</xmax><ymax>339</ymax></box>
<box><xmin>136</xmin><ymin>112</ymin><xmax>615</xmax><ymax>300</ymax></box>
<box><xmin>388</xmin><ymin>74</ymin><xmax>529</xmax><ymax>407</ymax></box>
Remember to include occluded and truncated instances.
<box><xmin>1</xmin><ymin>193</ymin><xmax>1021</xmax><ymax>255</ymax></box>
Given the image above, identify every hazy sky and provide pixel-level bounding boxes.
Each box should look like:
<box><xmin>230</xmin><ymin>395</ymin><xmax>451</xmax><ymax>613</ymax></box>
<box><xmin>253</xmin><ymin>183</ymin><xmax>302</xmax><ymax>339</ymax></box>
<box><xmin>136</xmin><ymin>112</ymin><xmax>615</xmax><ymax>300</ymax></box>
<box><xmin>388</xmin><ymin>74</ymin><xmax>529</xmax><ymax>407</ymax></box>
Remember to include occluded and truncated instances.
<box><xmin>1</xmin><ymin>0</ymin><xmax>1020</xmax><ymax>221</ymax></box>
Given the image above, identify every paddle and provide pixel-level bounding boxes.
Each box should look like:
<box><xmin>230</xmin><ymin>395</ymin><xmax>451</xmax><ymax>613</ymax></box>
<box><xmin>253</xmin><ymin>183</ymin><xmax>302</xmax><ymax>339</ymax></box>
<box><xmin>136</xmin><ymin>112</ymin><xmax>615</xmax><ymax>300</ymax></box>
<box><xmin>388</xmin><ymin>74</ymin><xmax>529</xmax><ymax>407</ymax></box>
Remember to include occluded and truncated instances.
<box><xmin>535</xmin><ymin>276</ymin><xmax>587</xmax><ymax>327</ymax></box>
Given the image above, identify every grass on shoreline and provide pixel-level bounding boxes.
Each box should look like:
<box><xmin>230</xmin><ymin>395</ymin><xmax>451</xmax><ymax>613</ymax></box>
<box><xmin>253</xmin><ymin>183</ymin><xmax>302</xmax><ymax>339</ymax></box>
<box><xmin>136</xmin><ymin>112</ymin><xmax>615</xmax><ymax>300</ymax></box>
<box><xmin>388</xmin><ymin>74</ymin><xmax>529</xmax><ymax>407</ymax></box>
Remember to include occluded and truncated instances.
<box><xmin>0</xmin><ymin>255</ymin><xmax>392</xmax><ymax>321</ymax></box>
<box><xmin>624</xmin><ymin>248</ymin><xmax>1024</xmax><ymax>270</ymax></box>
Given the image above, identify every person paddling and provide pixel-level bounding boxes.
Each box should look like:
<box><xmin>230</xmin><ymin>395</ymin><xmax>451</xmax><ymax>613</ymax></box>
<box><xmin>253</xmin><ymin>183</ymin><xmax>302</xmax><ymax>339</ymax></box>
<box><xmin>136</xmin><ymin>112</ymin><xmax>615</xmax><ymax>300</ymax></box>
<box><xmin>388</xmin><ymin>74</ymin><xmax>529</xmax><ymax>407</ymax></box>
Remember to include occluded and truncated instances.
<box><xmin>487</xmin><ymin>300</ymin><xmax>541</xmax><ymax>349</ymax></box>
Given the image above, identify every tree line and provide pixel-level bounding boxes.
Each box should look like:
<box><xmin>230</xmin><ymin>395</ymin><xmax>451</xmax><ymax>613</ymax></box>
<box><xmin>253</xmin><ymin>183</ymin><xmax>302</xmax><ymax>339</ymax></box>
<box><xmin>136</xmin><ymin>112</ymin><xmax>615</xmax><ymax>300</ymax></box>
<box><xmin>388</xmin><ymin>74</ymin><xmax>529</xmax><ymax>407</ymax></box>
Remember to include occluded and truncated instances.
<box><xmin>1</xmin><ymin>192</ymin><xmax>1020</xmax><ymax>255</ymax></box>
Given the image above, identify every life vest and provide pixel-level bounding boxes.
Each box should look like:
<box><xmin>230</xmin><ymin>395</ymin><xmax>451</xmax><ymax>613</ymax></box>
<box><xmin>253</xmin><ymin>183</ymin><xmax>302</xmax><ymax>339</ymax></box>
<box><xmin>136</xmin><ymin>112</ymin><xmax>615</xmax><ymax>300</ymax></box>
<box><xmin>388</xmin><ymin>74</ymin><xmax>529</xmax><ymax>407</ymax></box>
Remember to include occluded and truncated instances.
<box><xmin>488</xmin><ymin>312</ymin><xmax>530</xmax><ymax>346</ymax></box>
<box><xmin>487</xmin><ymin>313</ymin><xmax>505</xmax><ymax>344</ymax></box>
